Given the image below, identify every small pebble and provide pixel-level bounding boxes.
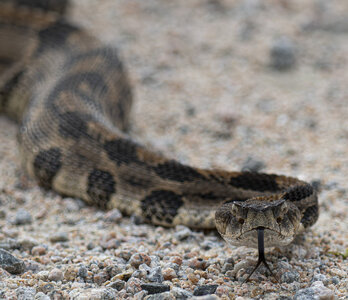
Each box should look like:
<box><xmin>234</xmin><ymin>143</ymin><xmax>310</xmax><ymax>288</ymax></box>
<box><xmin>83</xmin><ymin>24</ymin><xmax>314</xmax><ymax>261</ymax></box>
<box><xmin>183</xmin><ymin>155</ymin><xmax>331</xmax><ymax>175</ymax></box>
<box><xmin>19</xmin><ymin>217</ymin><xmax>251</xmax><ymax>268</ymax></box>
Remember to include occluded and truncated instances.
<box><xmin>331</xmin><ymin>276</ymin><xmax>339</xmax><ymax>285</ymax></box>
<box><xmin>187</xmin><ymin>273</ymin><xmax>199</xmax><ymax>284</ymax></box>
<box><xmin>13</xmin><ymin>209</ymin><xmax>32</xmax><ymax>225</ymax></box>
<box><xmin>63</xmin><ymin>198</ymin><xmax>81</xmax><ymax>212</ymax></box>
<box><xmin>94</xmin><ymin>271</ymin><xmax>109</xmax><ymax>285</ymax></box>
<box><xmin>294</xmin><ymin>281</ymin><xmax>335</xmax><ymax>300</ymax></box>
<box><xmin>329</xmin><ymin>268</ymin><xmax>346</xmax><ymax>278</ymax></box>
<box><xmin>221</xmin><ymin>257</ymin><xmax>235</xmax><ymax>273</ymax></box>
<box><xmin>31</xmin><ymin>246</ymin><xmax>46</xmax><ymax>256</ymax></box>
<box><xmin>174</xmin><ymin>226</ymin><xmax>193</xmax><ymax>241</ymax></box>
<box><xmin>126</xmin><ymin>277</ymin><xmax>143</xmax><ymax>295</ymax></box>
<box><xmin>104</xmin><ymin>208</ymin><xmax>122</xmax><ymax>223</ymax></box>
<box><xmin>129</xmin><ymin>253</ymin><xmax>151</xmax><ymax>268</ymax></box>
<box><xmin>69</xmin><ymin>288</ymin><xmax>117</xmax><ymax>300</ymax></box>
<box><xmin>78</xmin><ymin>266</ymin><xmax>88</xmax><ymax>279</ymax></box>
<box><xmin>270</xmin><ymin>36</ymin><xmax>296</xmax><ymax>70</ymax></box>
<box><xmin>37</xmin><ymin>271</ymin><xmax>49</xmax><ymax>281</ymax></box>
<box><xmin>141</xmin><ymin>283</ymin><xmax>170</xmax><ymax>295</ymax></box>
<box><xmin>281</xmin><ymin>271</ymin><xmax>300</xmax><ymax>283</ymax></box>
<box><xmin>0</xmin><ymin>238</ymin><xmax>20</xmax><ymax>250</ymax></box>
<box><xmin>312</xmin><ymin>273</ymin><xmax>329</xmax><ymax>285</ymax></box>
<box><xmin>162</xmin><ymin>267</ymin><xmax>177</xmax><ymax>280</ymax></box>
<box><xmin>50</xmin><ymin>232</ymin><xmax>69</xmax><ymax>243</ymax></box>
<box><xmin>48</xmin><ymin>268</ymin><xmax>64</xmax><ymax>282</ymax></box>
<box><xmin>16</xmin><ymin>287</ymin><xmax>36</xmax><ymax>300</ymax></box>
<box><xmin>19</xmin><ymin>237</ymin><xmax>38</xmax><ymax>250</ymax></box>
<box><xmin>201</xmin><ymin>240</ymin><xmax>216</xmax><ymax>250</ymax></box>
<box><xmin>241</xmin><ymin>157</ymin><xmax>266</xmax><ymax>172</ymax></box>
<box><xmin>193</xmin><ymin>285</ymin><xmax>218</xmax><ymax>296</ymax></box>
<box><xmin>0</xmin><ymin>249</ymin><xmax>25</xmax><ymax>274</ymax></box>
<box><xmin>0</xmin><ymin>209</ymin><xmax>6</xmax><ymax>219</ymax></box>
<box><xmin>64</xmin><ymin>266</ymin><xmax>78</xmax><ymax>281</ymax></box>
<box><xmin>107</xmin><ymin>279</ymin><xmax>125</xmax><ymax>291</ymax></box>
<box><xmin>187</xmin><ymin>258</ymin><xmax>208</xmax><ymax>270</ymax></box>
<box><xmin>147</xmin><ymin>266</ymin><xmax>163</xmax><ymax>283</ymax></box>
<box><xmin>171</xmin><ymin>287</ymin><xmax>193</xmax><ymax>299</ymax></box>
<box><xmin>192</xmin><ymin>296</ymin><xmax>219</xmax><ymax>300</ymax></box>
<box><xmin>34</xmin><ymin>292</ymin><xmax>50</xmax><ymax>300</ymax></box>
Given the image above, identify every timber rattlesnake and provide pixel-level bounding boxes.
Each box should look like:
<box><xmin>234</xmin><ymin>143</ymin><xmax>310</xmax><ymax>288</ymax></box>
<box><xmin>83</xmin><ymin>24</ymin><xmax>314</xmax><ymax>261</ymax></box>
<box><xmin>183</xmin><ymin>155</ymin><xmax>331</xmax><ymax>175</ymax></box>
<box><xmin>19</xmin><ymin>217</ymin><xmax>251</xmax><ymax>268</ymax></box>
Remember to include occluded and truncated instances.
<box><xmin>0</xmin><ymin>0</ymin><xmax>319</xmax><ymax>280</ymax></box>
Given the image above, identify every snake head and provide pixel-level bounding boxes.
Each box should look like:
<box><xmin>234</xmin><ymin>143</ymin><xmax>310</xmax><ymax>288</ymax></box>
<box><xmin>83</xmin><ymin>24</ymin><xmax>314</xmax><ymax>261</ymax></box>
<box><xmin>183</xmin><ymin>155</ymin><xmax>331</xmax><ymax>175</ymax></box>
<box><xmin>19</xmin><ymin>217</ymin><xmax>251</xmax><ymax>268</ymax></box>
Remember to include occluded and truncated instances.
<box><xmin>215</xmin><ymin>198</ymin><xmax>302</xmax><ymax>248</ymax></box>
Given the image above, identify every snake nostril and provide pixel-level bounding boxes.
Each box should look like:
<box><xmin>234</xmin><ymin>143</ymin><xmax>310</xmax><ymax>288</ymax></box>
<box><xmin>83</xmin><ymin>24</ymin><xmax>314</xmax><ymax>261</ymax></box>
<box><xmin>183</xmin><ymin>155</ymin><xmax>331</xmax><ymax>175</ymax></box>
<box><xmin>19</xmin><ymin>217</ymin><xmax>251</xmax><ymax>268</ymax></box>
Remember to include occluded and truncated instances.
<box><xmin>276</xmin><ymin>217</ymin><xmax>282</xmax><ymax>224</ymax></box>
<box><xmin>238</xmin><ymin>218</ymin><xmax>245</xmax><ymax>225</ymax></box>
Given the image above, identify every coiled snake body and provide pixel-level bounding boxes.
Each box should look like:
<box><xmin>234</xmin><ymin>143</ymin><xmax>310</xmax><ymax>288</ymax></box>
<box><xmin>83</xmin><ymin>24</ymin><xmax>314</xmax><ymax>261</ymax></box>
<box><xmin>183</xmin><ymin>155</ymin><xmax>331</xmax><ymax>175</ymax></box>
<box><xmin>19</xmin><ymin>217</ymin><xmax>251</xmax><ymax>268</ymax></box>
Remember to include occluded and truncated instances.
<box><xmin>0</xmin><ymin>0</ymin><xmax>318</xmax><ymax>279</ymax></box>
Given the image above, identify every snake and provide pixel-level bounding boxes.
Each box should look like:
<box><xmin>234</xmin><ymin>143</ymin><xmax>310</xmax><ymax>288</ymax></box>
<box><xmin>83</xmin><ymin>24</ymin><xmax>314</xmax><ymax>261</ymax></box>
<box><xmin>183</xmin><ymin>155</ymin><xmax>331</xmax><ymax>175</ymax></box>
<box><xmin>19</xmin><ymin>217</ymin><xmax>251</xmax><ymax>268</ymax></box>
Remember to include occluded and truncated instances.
<box><xmin>0</xmin><ymin>0</ymin><xmax>318</xmax><ymax>280</ymax></box>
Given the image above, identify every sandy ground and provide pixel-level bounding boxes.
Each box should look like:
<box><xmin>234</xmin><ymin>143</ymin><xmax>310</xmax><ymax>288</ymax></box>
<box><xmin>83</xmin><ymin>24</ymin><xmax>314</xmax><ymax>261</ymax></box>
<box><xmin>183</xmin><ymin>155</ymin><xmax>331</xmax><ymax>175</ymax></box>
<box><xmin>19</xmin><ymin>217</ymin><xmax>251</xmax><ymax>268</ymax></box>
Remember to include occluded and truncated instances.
<box><xmin>0</xmin><ymin>0</ymin><xmax>347</xmax><ymax>299</ymax></box>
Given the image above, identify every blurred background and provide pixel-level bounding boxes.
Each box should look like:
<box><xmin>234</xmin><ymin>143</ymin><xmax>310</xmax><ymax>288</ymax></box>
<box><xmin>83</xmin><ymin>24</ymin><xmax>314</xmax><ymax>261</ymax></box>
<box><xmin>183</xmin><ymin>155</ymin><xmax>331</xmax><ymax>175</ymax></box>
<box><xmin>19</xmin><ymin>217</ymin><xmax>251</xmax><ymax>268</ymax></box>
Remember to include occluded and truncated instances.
<box><xmin>71</xmin><ymin>0</ymin><xmax>348</xmax><ymax>179</ymax></box>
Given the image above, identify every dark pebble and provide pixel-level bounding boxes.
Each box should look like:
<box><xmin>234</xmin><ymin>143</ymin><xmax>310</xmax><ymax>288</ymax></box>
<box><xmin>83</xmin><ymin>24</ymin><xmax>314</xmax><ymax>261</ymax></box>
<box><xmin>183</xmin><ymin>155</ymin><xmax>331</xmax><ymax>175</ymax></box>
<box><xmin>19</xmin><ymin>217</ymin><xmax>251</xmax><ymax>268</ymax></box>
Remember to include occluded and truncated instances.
<box><xmin>311</xmin><ymin>180</ymin><xmax>322</xmax><ymax>192</ymax></box>
<box><xmin>270</xmin><ymin>37</ymin><xmax>296</xmax><ymax>71</ymax></box>
<box><xmin>0</xmin><ymin>249</ymin><xmax>25</xmax><ymax>274</ymax></box>
<box><xmin>50</xmin><ymin>232</ymin><xmax>69</xmax><ymax>243</ymax></box>
<box><xmin>13</xmin><ymin>209</ymin><xmax>32</xmax><ymax>225</ymax></box>
<box><xmin>141</xmin><ymin>283</ymin><xmax>170</xmax><ymax>295</ymax></box>
<box><xmin>86</xmin><ymin>242</ymin><xmax>95</xmax><ymax>250</ymax></box>
<box><xmin>78</xmin><ymin>266</ymin><xmax>88</xmax><ymax>279</ymax></box>
<box><xmin>0</xmin><ymin>209</ymin><xmax>6</xmax><ymax>219</ymax></box>
<box><xmin>241</xmin><ymin>157</ymin><xmax>266</xmax><ymax>172</ymax></box>
<box><xmin>193</xmin><ymin>285</ymin><xmax>218</xmax><ymax>296</ymax></box>
<box><xmin>107</xmin><ymin>279</ymin><xmax>125</xmax><ymax>291</ymax></box>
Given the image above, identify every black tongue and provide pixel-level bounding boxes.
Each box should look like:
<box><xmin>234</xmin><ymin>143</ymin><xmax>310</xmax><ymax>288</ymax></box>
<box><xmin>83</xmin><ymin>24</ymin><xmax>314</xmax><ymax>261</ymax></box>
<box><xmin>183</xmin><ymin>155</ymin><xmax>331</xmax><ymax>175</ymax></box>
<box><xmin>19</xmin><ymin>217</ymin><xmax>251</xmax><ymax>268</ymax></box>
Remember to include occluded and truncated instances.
<box><xmin>243</xmin><ymin>227</ymin><xmax>279</xmax><ymax>283</ymax></box>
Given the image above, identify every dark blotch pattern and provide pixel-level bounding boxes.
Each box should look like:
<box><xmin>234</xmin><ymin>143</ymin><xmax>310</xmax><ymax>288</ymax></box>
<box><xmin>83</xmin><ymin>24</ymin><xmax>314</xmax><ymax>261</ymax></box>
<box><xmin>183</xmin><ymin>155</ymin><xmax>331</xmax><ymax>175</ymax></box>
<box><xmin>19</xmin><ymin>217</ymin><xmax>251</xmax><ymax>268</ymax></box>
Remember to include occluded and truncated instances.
<box><xmin>283</xmin><ymin>184</ymin><xmax>314</xmax><ymax>202</ymax></box>
<box><xmin>87</xmin><ymin>169</ymin><xmax>116</xmax><ymax>209</ymax></box>
<box><xmin>152</xmin><ymin>160</ymin><xmax>206</xmax><ymax>183</ymax></box>
<box><xmin>229</xmin><ymin>172</ymin><xmax>279</xmax><ymax>192</ymax></box>
<box><xmin>301</xmin><ymin>205</ymin><xmax>319</xmax><ymax>228</ymax></box>
<box><xmin>33</xmin><ymin>147</ymin><xmax>62</xmax><ymax>188</ymax></box>
<box><xmin>16</xmin><ymin>0</ymin><xmax>69</xmax><ymax>14</ymax></box>
<box><xmin>141</xmin><ymin>190</ymin><xmax>184</xmax><ymax>224</ymax></box>
<box><xmin>104</xmin><ymin>139</ymin><xmax>140</xmax><ymax>166</ymax></box>
<box><xmin>36</xmin><ymin>20</ymin><xmax>78</xmax><ymax>55</ymax></box>
<box><xmin>58</xmin><ymin>111</ymin><xmax>89</xmax><ymax>139</ymax></box>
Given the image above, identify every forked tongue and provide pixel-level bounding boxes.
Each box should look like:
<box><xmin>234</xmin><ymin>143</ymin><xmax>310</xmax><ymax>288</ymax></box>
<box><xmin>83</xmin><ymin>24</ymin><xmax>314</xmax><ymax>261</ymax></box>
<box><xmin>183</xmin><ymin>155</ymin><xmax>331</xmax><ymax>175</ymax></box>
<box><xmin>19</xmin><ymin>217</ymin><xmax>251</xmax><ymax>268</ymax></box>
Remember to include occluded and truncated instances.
<box><xmin>243</xmin><ymin>227</ymin><xmax>279</xmax><ymax>283</ymax></box>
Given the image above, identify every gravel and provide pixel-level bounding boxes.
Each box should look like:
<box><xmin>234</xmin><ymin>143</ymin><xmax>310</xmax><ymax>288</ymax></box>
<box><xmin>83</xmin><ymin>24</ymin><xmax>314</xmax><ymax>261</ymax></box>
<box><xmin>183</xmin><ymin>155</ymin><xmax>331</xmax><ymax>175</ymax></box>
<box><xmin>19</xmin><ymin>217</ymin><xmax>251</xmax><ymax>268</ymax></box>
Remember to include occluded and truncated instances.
<box><xmin>0</xmin><ymin>0</ymin><xmax>347</xmax><ymax>299</ymax></box>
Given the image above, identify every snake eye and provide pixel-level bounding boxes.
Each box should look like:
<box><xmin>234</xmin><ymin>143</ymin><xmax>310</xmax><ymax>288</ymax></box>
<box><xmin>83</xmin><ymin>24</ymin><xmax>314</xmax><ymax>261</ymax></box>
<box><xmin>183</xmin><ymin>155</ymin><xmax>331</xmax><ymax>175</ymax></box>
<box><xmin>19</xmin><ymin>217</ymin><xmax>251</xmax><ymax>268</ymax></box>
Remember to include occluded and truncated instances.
<box><xmin>238</xmin><ymin>218</ymin><xmax>245</xmax><ymax>225</ymax></box>
<box><xmin>276</xmin><ymin>217</ymin><xmax>282</xmax><ymax>224</ymax></box>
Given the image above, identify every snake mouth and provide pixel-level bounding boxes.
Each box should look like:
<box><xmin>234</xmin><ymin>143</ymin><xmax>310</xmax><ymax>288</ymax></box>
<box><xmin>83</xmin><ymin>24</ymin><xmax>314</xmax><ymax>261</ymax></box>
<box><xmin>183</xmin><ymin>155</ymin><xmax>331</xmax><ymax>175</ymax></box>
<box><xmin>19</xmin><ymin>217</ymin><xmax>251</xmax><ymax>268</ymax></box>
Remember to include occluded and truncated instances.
<box><xmin>237</xmin><ymin>227</ymin><xmax>285</xmax><ymax>240</ymax></box>
<box><xmin>232</xmin><ymin>226</ymin><xmax>291</xmax><ymax>248</ymax></box>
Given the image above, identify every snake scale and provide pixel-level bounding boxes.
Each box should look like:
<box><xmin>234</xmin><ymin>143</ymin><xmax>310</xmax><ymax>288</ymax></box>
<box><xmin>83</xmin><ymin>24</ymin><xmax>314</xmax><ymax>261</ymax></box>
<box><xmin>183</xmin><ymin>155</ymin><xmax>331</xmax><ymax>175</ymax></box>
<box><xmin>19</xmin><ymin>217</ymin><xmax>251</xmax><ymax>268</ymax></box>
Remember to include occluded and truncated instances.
<box><xmin>0</xmin><ymin>0</ymin><xmax>318</xmax><ymax>279</ymax></box>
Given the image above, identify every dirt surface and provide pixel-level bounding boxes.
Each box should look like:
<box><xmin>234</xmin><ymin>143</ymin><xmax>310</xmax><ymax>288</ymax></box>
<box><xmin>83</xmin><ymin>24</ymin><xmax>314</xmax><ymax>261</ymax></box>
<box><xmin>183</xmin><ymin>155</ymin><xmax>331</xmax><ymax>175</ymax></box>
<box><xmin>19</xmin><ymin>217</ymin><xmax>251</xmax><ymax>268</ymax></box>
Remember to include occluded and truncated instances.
<box><xmin>0</xmin><ymin>0</ymin><xmax>347</xmax><ymax>299</ymax></box>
